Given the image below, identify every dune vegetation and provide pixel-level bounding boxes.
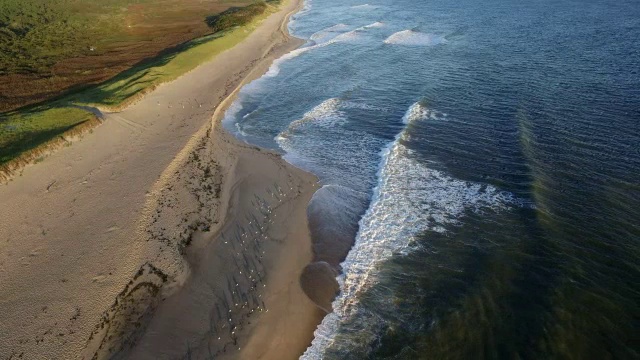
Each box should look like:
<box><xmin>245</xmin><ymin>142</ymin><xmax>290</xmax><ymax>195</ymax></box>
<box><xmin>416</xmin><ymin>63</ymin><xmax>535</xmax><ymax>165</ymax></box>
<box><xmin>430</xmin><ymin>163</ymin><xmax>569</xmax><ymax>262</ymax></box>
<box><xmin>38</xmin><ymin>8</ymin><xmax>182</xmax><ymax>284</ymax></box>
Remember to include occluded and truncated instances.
<box><xmin>0</xmin><ymin>0</ymin><xmax>282</xmax><ymax>178</ymax></box>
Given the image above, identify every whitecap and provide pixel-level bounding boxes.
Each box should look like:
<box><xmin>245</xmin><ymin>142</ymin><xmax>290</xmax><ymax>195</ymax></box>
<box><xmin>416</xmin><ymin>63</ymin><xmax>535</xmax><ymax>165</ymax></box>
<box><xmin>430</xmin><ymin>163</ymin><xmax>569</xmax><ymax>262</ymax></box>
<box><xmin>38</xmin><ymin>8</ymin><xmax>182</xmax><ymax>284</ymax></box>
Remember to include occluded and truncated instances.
<box><xmin>265</xmin><ymin>23</ymin><xmax>368</xmax><ymax>77</ymax></box>
<box><xmin>402</xmin><ymin>102</ymin><xmax>448</xmax><ymax>124</ymax></box>
<box><xmin>277</xmin><ymin>98</ymin><xmax>389</xmax><ymax>141</ymax></box>
<box><xmin>351</xmin><ymin>4</ymin><xmax>376</xmax><ymax>9</ymax></box>
<box><xmin>279</xmin><ymin>98</ymin><xmax>347</xmax><ymax>137</ymax></box>
<box><xmin>310</xmin><ymin>23</ymin><xmax>351</xmax><ymax>43</ymax></box>
<box><xmin>384</xmin><ymin>30</ymin><xmax>446</xmax><ymax>46</ymax></box>
<box><xmin>361</xmin><ymin>21</ymin><xmax>385</xmax><ymax>29</ymax></box>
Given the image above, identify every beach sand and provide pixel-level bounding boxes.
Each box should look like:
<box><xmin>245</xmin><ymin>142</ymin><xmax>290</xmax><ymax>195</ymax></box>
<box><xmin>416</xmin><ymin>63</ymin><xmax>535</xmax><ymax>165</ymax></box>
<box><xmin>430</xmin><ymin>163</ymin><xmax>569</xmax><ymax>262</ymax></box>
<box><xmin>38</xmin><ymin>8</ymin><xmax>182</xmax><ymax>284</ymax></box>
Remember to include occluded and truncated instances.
<box><xmin>0</xmin><ymin>0</ymin><xmax>327</xmax><ymax>358</ymax></box>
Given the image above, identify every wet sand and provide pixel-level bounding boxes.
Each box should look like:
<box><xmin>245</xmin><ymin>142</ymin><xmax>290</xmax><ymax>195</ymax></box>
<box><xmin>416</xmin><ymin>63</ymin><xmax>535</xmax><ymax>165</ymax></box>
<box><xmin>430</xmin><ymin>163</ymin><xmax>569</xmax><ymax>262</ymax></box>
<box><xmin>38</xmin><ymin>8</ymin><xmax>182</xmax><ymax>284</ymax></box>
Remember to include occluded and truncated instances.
<box><xmin>0</xmin><ymin>0</ymin><xmax>329</xmax><ymax>358</ymax></box>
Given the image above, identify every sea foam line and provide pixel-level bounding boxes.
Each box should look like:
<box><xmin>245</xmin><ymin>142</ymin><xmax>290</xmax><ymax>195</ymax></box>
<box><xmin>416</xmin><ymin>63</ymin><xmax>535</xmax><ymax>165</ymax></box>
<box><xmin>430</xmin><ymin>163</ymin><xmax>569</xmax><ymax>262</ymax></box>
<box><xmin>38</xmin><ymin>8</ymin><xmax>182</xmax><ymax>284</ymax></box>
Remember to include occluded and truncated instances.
<box><xmin>266</xmin><ymin>21</ymin><xmax>382</xmax><ymax>77</ymax></box>
<box><xmin>224</xmin><ymin>18</ymin><xmax>383</xmax><ymax>127</ymax></box>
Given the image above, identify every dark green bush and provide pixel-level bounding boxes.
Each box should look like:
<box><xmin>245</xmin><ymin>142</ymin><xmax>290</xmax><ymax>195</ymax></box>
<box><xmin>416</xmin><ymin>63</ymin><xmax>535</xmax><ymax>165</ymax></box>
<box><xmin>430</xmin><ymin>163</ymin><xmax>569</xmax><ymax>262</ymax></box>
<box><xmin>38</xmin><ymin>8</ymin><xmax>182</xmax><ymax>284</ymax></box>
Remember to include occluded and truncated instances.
<box><xmin>205</xmin><ymin>2</ymin><xmax>268</xmax><ymax>33</ymax></box>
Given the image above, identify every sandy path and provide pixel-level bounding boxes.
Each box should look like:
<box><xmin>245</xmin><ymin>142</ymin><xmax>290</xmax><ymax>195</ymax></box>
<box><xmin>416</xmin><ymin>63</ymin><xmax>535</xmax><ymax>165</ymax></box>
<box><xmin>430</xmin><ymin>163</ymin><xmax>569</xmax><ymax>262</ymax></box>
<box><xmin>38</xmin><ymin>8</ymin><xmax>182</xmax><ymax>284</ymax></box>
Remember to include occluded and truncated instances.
<box><xmin>0</xmin><ymin>0</ymin><xmax>321</xmax><ymax>358</ymax></box>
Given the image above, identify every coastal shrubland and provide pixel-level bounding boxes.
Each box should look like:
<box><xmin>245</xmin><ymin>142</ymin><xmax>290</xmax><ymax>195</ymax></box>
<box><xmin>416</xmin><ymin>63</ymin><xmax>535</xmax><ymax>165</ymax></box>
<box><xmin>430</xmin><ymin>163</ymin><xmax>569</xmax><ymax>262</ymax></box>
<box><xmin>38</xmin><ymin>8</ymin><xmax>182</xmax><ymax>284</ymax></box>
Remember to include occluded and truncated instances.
<box><xmin>0</xmin><ymin>0</ymin><xmax>281</xmax><ymax>180</ymax></box>
<box><xmin>0</xmin><ymin>0</ymin><xmax>254</xmax><ymax>111</ymax></box>
<box><xmin>206</xmin><ymin>1</ymin><xmax>272</xmax><ymax>33</ymax></box>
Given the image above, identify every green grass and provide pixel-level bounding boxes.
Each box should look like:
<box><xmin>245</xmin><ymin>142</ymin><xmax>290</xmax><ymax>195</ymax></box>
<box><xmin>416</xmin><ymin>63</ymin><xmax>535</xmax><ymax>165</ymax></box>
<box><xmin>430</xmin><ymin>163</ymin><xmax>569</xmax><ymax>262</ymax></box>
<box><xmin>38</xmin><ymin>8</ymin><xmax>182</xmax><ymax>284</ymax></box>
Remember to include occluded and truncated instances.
<box><xmin>70</xmin><ymin>2</ymin><xmax>279</xmax><ymax>108</ymax></box>
<box><xmin>0</xmin><ymin>0</ymin><xmax>282</xmax><ymax>172</ymax></box>
<box><xmin>0</xmin><ymin>0</ymin><xmax>91</xmax><ymax>75</ymax></box>
<box><xmin>206</xmin><ymin>2</ymin><xmax>269</xmax><ymax>33</ymax></box>
<box><xmin>0</xmin><ymin>107</ymin><xmax>94</xmax><ymax>164</ymax></box>
<box><xmin>0</xmin><ymin>0</ymin><xmax>228</xmax><ymax>76</ymax></box>
<box><xmin>0</xmin><ymin>0</ymin><xmax>154</xmax><ymax>76</ymax></box>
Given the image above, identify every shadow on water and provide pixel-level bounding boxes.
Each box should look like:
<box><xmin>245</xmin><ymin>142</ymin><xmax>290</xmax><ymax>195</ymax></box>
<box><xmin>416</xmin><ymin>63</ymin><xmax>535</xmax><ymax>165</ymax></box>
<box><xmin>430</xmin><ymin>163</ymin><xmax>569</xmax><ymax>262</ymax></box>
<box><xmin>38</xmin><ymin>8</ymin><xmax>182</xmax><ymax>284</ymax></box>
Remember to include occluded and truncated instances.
<box><xmin>516</xmin><ymin>108</ymin><xmax>640</xmax><ymax>359</ymax></box>
<box><xmin>361</xmin><ymin>205</ymin><xmax>559</xmax><ymax>360</ymax></box>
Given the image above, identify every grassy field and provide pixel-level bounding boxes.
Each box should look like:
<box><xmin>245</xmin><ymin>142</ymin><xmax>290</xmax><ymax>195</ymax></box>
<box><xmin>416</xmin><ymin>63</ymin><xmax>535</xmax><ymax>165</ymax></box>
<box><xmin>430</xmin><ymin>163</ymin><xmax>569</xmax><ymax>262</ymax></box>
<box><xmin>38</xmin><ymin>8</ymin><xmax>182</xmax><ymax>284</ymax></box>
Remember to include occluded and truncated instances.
<box><xmin>70</xmin><ymin>1</ymin><xmax>277</xmax><ymax>108</ymax></box>
<box><xmin>0</xmin><ymin>0</ymin><xmax>255</xmax><ymax>111</ymax></box>
<box><xmin>0</xmin><ymin>0</ymin><xmax>281</xmax><ymax>177</ymax></box>
<box><xmin>0</xmin><ymin>107</ymin><xmax>94</xmax><ymax>164</ymax></box>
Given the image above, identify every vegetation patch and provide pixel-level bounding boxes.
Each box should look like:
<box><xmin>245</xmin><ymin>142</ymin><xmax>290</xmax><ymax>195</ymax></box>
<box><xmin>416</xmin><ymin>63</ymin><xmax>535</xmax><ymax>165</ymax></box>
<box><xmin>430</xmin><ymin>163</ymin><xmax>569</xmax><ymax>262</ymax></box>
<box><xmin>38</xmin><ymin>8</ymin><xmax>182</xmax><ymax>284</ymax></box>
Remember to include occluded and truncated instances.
<box><xmin>0</xmin><ymin>107</ymin><xmax>94</xmax><ymax>163</ymax></box>
<box><xmin>0</xmin><ymin>0</ymin><xmax>282</xmax><ymax>179</ymax></box>
<box><xmin>0</xmin><ymin>0</ymin><xmax>254</xmax><ymax>112</ymax></box>
<box><xmin>206</xmin><ymin>1</ymin><xmax>270</xmax><ymax>33</ymax></box>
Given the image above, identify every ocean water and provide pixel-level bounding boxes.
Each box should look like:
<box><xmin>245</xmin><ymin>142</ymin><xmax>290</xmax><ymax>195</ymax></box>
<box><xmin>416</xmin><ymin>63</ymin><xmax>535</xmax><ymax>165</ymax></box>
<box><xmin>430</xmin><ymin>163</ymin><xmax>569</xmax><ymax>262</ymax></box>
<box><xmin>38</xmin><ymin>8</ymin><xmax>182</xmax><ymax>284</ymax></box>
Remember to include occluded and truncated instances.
<box><xmin>222</xmin><ymin>0</ymin><xmax>640</xmax><ymax>358</ymax></box>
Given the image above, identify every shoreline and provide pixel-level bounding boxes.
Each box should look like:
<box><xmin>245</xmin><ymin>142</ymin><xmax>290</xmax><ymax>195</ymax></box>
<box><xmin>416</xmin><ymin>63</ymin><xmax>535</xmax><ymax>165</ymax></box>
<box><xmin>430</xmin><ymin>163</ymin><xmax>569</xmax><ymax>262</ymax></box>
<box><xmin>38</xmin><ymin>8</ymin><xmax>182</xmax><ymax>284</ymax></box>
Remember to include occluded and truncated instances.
<box><xmin>0</xmin><ymin>0</ymin><xmax>327</xmax><ymax>358</ymax></box>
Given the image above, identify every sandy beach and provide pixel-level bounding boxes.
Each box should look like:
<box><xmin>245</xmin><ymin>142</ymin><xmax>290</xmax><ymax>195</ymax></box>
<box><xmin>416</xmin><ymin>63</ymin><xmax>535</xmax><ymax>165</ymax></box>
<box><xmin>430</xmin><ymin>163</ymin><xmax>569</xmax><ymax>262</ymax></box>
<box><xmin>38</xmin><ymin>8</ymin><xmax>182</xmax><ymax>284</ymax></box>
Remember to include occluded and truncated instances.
<box><xmin>0</xmin><ymin>0</ymin><xmax>327</xmax><ymax>358</ymax></box>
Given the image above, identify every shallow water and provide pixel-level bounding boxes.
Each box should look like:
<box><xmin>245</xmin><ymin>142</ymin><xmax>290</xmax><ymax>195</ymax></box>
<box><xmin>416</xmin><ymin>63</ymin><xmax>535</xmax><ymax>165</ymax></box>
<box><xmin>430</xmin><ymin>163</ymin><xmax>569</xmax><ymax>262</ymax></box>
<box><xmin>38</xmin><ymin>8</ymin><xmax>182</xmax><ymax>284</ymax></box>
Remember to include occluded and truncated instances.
<box><xmin>223</xmin><ymin>0</ymin><xmax>640</xmax><ymax>358</ymax></box>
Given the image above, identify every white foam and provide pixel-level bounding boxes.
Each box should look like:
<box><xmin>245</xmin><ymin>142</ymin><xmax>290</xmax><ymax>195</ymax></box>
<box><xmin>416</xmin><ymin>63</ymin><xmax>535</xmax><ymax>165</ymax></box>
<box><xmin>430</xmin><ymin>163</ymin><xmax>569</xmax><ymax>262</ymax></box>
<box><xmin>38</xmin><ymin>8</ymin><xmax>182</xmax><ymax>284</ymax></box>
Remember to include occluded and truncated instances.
<box><xmin>402</xmin><ymin>102</ymin><xmax>448</xmax><ymax>124</ymax></box>
<box><xmin>310</xmin><ymin>23</ymin><xmax>351</xmax><ymax>43</ymax></box>
<box><xmin>234</xmin><ymin>123</ymin><xmax>248</xmax><ymax>137</ymax></box>
<box><xmin>275</xmin><ymin>97</ymin><xmax>387</xmax><ymax>194</ymax></box>
<box><xmin>384</xmin><ymin>30</ymin><xmax>446</xmax><ymax>46</ymax></box>
<box><xmin>351</xmin><ymin>4</ymin><xmax>377</xmax><ymax>9</ymax></box>
<box><xmin>362</xmin><ymin>21</ymin><xmax>385</xmax><ymax>29</ymax></box>
<box><xmin>301</xmin><ymin>103</ymin><xmax>518</xmax><ymax>358</ymax></box>
<box><xmin>222</xmin><ymin>100</ymin><xmax>243</xmax><ymax>127</ymax></box>
<box><xmin>265</xmin><ymin>23</ymin><xmax>368</xmax><ymax>78</ymax></box>
<box><xmin>242</xmin><ymin>109</ymin><xmax>258</xmax><ymax>119</ymax></box>
<box><xmin>277</xmin><ymin>98</ymin><xmax>389</xmax><ymax>143</ymax></box>
<box><xmin>278</xmin><ymin>98</ymin><xmax>347</xmax><ymax>140</ymax></box>
<box><xmin>341</xmin><ymin>100</ymin><xmax>386</xmax><ymax>112</ymax></box>
<box><xmin>288</xmin><ymin>0</ymin><xmax>312</xmax><ymax>30</ymax></box>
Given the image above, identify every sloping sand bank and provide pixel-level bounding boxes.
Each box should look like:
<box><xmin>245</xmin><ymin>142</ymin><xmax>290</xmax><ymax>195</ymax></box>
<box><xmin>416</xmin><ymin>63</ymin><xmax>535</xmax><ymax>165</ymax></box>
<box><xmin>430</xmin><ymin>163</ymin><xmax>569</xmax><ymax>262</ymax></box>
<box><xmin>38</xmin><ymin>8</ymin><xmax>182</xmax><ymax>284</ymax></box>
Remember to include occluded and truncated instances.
<box><xmin>0</xmin><ymin>0</ymin><xmax>325</xmax><ymax>358</ymax></box>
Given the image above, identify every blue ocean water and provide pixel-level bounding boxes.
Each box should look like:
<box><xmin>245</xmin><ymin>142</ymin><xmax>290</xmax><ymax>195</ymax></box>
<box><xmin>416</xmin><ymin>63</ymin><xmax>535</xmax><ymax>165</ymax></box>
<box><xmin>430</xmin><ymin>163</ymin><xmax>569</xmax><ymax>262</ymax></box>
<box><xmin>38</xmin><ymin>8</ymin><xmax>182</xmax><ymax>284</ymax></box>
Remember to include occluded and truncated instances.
<box><xmin>223</xmin><ymin>0</ymin><xmax>640</xmax><ymax>358</ymax></box>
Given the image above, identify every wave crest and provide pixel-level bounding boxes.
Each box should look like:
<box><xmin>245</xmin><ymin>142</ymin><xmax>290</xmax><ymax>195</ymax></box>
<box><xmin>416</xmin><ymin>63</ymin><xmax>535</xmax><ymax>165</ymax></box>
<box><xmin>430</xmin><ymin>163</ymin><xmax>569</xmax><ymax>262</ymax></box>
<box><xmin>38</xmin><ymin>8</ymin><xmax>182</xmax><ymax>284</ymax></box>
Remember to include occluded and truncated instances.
<box><xmin>384</xmin><ymin>30</ymin><xmax>446</xmax><ymax>46</ymax></box>
<box><xmin>403</xmin><ymin>102</ymin><xmax>448</xmax><ymax>124</ymax></box>
<box><xmin>302</xmin><ymin>102</ymin><xmax>520</xmax><ymax>358</ymax></box>
<box><xmin>266</xmin><ymin>22</ymin><xmax>376</xmax><ymax>77</ymax></box>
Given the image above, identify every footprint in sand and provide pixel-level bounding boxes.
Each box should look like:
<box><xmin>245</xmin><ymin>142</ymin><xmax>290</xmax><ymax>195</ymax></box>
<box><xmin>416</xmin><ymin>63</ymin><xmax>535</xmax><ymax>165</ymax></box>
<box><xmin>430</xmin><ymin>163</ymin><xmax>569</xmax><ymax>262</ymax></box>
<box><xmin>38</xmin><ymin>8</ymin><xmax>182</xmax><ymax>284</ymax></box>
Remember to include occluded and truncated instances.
<box><xmin>92</xmin><ymin>275</ymin><xmax>106</xmax><ymax>283</ymax></box>
<box><xmin>105</xmin><ymin>226</ymin><xmax>120</xmax><ymax>233</ymax></box>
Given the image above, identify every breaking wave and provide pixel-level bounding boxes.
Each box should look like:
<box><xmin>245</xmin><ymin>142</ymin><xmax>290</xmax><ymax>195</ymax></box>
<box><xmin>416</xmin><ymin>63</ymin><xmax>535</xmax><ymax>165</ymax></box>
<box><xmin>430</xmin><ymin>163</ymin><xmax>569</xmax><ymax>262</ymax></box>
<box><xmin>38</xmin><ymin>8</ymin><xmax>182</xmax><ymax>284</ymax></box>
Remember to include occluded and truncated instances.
<box><xmin>266</xmin><ymin>21</ymin><xmax>385</xmax><ymax>77</ymax></box>
<box><xmin>402</xmin><ymin>102</ymin><xmax>448</xmax><ymax>124</ymax></box>
<box><xmin>310</xmin><ymin>24</ymin><xmax>351</xmax><ymax>43</ymax></box>
<box><xmin>301</xmin><ymin>102</ymin><xmax>521</xmax><ymax>358</ymax></box>
<box><xmin>275</xmin><ymin>97</ymin><xmax>387</xmax><ymax>195</ymax></box>
<box><xmin>384</xmin><ymin>30</ymin><xmax>446</xmax><ymax>46</ymax></box>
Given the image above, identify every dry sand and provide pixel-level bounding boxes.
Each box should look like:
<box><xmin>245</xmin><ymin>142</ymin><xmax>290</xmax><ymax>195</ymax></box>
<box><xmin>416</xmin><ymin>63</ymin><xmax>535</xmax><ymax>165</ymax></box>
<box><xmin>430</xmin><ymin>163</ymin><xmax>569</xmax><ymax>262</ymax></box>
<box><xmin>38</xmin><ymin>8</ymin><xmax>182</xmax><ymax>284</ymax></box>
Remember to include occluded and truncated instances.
<box><xmin>0</xmin><ymin>0</ymin><xmax>329</xmax><ymax>358</ymax></box>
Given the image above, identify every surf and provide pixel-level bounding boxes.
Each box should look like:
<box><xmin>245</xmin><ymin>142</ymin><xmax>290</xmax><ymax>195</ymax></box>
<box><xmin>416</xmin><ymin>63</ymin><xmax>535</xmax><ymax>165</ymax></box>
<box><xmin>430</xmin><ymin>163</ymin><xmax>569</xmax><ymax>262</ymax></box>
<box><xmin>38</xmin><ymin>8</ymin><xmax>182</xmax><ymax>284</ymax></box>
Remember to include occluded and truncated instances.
<box><xmin>302</xmin><ymin>102</ymin><xmax>521</xmax><ymax>358</ymax></box>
